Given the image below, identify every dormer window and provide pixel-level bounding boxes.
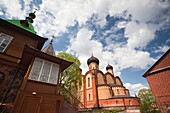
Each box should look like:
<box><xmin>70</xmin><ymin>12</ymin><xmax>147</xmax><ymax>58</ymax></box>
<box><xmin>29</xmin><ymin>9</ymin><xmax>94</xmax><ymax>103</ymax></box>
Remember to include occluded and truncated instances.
<box><xmin>28</xmin><ymin>57</ymin><xmax>60</xmax><ymax>84</ymax></box>
<box><xmin>0</xmin><ymin>33</ymin><xmax>13</xmax><ymax>52</ymax></box>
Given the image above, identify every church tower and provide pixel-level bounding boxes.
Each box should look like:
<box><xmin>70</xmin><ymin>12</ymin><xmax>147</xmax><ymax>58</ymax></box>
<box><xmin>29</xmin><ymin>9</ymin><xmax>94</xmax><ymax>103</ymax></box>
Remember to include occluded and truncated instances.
<box><xmin>87</xmin><ymin>55</ymin><xmax>99</xmax><ymax>70</ymax></box>
<box><xmin>106</xmin><ymin>64</ymin><xmax>114</xmax><ymax>75</ymax></box>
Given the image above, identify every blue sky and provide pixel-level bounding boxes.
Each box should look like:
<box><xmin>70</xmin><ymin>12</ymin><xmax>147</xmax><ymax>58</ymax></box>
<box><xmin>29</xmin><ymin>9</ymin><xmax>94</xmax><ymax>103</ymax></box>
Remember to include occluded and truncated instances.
<box><xmin>0</xmin><ymin>0</ymin><xmax>170</xmax><ymax>95</ymax></box>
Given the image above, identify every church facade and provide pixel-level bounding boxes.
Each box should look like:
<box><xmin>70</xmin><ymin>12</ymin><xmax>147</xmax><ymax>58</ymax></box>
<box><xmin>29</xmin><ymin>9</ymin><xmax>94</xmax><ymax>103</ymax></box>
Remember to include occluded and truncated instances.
<box><xmin>77</xmin><ymin>56</ymin><xmax>140</xmax><ymax>110</ymax></box>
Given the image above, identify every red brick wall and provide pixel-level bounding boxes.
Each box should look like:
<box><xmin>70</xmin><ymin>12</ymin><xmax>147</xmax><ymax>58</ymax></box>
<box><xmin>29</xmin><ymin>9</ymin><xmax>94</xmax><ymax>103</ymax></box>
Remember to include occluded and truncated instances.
<box><xmin>146</xmin><ymin>70</ymin><xmax>170</xmax><ymax>106</ymax></box>
<box><xmin>149</xmin><ymin>51</ymin><xmax>170</xmax><ymax>72</ymax></box>
<box><xmin>99</xmin><ymin>98</ymin><xmax>140</xmax><ymax>107</ymax></box>
<box><xmin>85</xmin><ymin>97</ymin><xmax>140</xmax><ymax>109</ymax></box>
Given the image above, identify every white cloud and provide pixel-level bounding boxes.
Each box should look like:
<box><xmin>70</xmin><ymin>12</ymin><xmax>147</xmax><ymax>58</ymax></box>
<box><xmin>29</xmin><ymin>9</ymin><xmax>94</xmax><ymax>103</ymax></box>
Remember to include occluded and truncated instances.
<box><xmin>124</xmin><ymin>83</ymin><xmax>148</xmax><ymax>96</ymax></box>
<box><xmin>66</xmin><ymin>27</ymin><xmax>156</xmax><ymax>76</ymax></box>
<box><xmin>116</xmin><ymin>21</ymin><xmax>127</xmax><ymax>29</ymax></box>
<box><xmin>155</xmin><ymin>45</ymin><xmax>170</xmax><ymax>53</ymax></box>
<box><xmin>0</xmin><ymin>11</ymin><xmax>3</xmax><ymax>16</ymax></box>
<box><xmin>0</xmin><ymin>0</ymin><xmax>24</xmax><ymax>18</ymax></box>
<box><xmin>113</xmin><ymin>47</ymin><xmax>156</xmax><ymax>70</ymax></box>
<box><xmin>66</xmin><ymin>27</ymin><xmax>105</xmax><ymax>74</ymax></box>
<box><xmin>125</xmin><ymin>22</ymin><xmax>157</xmax><ymax>49</ymax></box>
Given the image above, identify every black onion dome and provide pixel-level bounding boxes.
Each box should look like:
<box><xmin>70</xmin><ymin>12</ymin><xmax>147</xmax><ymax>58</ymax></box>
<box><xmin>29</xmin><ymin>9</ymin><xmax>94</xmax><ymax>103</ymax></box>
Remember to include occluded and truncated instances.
<box><xmin>87</xmin><ymin>56</ymin><xmax>99</xmax><ymax>65</ymax></box>
<box><xmin>29</xmin><ymin>13</ymin><xmax>36</xmax><ymax>19</ymax></box>
<box><xmin>106</xmin><ymin>64</ymin><xmax>113</xmax><ymax>70</ymax></box>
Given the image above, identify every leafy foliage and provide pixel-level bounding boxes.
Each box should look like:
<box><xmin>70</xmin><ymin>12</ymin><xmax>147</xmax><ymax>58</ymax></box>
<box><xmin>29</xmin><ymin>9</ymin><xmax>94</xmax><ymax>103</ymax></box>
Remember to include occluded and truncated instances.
<box><xmin>56</xmin><ymin>52</ymin><xmax>82</xmax><ymax>92</ymax></box>
<box><xmin>138</xmin><ymin>88</ymin><xmax>160</xmax><ymax>113</ymax></box>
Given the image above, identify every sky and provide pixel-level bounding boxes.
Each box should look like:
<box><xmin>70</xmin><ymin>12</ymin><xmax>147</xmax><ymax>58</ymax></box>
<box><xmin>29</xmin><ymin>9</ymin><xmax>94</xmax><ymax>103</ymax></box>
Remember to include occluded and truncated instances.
<box><xmin>0</xmin><ymin>0</ymin><xmax>170</xmax><ymax>96</ymax></box>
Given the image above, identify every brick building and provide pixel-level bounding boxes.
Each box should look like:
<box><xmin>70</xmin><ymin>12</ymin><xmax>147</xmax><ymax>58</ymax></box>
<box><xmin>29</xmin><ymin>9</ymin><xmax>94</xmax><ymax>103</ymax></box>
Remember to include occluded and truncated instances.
<box><xmin>77</xmin><ymin>56</ymin><xmax>140</xmax><ymax>110</ymax></box>
<box><xmin>143</xmin><ymin>49</ymin><xmax>170</xmax><ymax>113</ymax></box>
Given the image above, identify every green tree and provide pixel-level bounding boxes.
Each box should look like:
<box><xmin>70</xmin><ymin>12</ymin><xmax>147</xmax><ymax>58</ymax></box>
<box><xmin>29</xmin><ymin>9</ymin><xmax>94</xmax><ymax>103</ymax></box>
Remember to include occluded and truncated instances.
<box><xmin>138</xmin><ymin>88</ymin><xmax>160</xmax><ymax>113</ymax></box>
<box><xmin>56</xmin><ymin>52</ymin><xmax>82</xmax><ymax>92</ymax></box>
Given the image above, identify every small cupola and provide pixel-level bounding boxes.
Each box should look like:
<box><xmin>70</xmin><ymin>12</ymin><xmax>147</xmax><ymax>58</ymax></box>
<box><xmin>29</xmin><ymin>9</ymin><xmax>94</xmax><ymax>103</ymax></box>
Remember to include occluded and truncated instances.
<box><xmin>106</xmin><ymin>64</ymin><xmax>113</xmax><ymax>70</ymax></box>
<box><xmin>87</xmin><ymin>55</ymin><xmax>99</xmax><ymax>70</ymax></box>
<box><xmin>106</xmin><ymin>64</ymin><xmax>114</xmax><ymax>75</ymax></box>
<box><xmin>20</xmin><ymin>10</ymin><xmax>37</xmax><ymax>27</ymax></box>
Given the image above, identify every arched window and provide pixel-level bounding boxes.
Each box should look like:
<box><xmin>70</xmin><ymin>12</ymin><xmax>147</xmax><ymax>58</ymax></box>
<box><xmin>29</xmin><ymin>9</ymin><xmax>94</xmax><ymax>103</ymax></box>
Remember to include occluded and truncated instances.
<box><xmin>129</xmin><ymin>100</ymin><xmax>132</xmax><ymax>105</ymax></box>
<box><xmin>116</xmin><ymin>100</ymin><xmax>119</xmax><ymax>105</ymax></box>
<box><xmin>117</xmin><ymin>89</ymin><xmax>119</xmax><ymax>94</ymax></box>
<box><xmin>0</xmin><ymin>72</ymin><xmax>5</xmax><ymax>83</ymax></box>
<box><xmin>89</xmin><ymin>94</ymin><xmax>91</xmax><ymax>101</ymax></box>
<box><xmin>88</xmin><ymin>77</ymin><xmax>90</xmax><ymax>87</ymax></box>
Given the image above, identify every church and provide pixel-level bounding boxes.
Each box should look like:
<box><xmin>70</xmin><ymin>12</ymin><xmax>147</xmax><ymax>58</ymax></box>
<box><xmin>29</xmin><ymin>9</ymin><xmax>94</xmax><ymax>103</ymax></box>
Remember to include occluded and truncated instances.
<box><xmin>77</xmin><ymin>55</ymin><xmax>140</xmax><ymax>110</ymax></box>
<box><xmin>0</xmin><ymin>12</ymin><xmax>72</xmax><ymax>113</ymax></box>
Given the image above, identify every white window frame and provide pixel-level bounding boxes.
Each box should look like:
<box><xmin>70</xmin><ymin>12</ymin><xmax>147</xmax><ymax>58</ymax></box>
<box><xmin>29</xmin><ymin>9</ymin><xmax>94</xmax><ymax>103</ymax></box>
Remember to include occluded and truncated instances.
<box><xmin>28</xmin><ymin>57</ymin><xmax>60</xmax><ymax>84</ymax></box>
<box><xmin>0</xmin><ymin>33</ymin><xmax>13</xmax><ymax>53</ymax></box>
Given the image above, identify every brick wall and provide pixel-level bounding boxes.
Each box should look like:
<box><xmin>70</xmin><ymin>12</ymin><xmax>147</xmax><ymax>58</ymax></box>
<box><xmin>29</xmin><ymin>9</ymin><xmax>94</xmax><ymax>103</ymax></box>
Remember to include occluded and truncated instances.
<box><xmin>149</xmin><ymin>50</ymin><xmax>170</xmax><ymax>72</ymax></box>
<box><xmin>146</xmin><ymin>70</ymin><xmax>170</xmax><ymax>112</ymax></box>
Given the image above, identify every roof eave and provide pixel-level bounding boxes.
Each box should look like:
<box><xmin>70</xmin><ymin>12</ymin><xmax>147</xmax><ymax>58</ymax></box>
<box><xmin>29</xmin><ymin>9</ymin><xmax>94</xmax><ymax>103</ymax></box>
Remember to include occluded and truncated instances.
<box><xmin>142</xmin><ymin>49</ymin><xmax>170</xmax><ymax>78</ymax></box>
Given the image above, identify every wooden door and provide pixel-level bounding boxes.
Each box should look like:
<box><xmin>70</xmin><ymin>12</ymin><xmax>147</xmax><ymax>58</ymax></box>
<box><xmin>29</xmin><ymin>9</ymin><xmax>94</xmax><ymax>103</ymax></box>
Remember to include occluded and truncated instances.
<box><xmin>19</xmin><ymin>96</ymin><xmax>41</xmax><ymax>113</ymax></box>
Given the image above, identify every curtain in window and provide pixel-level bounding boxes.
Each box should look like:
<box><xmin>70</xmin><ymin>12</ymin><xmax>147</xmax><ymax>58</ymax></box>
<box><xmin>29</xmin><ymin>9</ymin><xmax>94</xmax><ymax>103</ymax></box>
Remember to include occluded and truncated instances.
<box><xmin>29</xmin><ymin>58</ymin><xmax>43</xmax><ymax>80</ymax></box>
<box><xmin>49</xmin><ymin>64</ymin><xmax>59</xmax><ymax>84</ymax></box>
<box><xmin>40</xmin><ymin>61</ymin><xmax>51</xmax><ymax>82</ymax></box>
<box><xmin>29</xmin><ymin>57</ymin><xmax>60</xmax><ymax>84</ymax></box>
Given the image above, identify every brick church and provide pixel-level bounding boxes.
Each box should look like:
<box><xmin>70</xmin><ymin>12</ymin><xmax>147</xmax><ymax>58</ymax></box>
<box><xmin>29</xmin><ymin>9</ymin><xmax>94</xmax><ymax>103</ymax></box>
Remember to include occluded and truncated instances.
<box><xmin>77</xmin><ymin>56</ymin><xmax>140</xmax><ymax>110</ymax></box>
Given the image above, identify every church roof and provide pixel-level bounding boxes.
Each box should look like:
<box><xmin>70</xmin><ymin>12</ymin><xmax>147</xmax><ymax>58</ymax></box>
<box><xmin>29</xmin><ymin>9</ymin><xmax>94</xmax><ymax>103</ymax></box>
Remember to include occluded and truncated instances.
<box><xmin>21</xmin><ymin>45</ymin><xmax>72</xmax><ymax>72</ymax></box>
<box><xmin>42</xmin><ymin>41</ymin><xmax>55</xmax><ymax>56</ymax></box>
<box><xmin>87</xmin><ymin>55</ymin><xmax>99</xmax><ymax>65</ymax></box>
<box><xmin>5</xmin><ymin>20</ymin><xmax>36</xmax><ymax>34</ymax></box>
<box><xmin>0</xmin><ymin>18</ymin><xmax>47</xmax><ymax>50</ymax></box>
<box><xmin>106</xmin><ymin>64</ymin><xmax>113</xmax><ymax>70</ymax></box>
<box><xmin>5</xmin><ymin>12</ymin><xmax>37</xmax><ymax>34</ymax></box>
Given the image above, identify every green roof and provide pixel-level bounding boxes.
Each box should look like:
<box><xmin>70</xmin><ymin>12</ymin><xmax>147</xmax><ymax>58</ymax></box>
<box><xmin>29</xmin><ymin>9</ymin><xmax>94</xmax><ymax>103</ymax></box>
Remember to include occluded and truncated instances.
<box><xmin>5</xmin><ymin>20</ymin><xmax>37</xmax><ymax>34</ymax></box>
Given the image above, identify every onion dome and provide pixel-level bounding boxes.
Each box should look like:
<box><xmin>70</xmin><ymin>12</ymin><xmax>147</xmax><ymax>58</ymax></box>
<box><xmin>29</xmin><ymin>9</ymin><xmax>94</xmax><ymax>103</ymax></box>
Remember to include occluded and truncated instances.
<box><xmin>87</xmin><ymin>56</ymin><xmax>99</xmax><ymax>65</ymax></box>
<box><xmin>106</xmin><ymin>64</ymin><xmax>113</xmax><ymax>70</ymax></box>
<box><xmin>20</xmin><ymin>10</ymin><xmax>37</xmax><ymax>27</ymax></box>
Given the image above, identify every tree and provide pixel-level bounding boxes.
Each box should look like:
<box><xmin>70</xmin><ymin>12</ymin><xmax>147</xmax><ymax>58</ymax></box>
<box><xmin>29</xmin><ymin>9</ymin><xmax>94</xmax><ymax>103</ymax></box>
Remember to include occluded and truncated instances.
<box><xmin>56</xmin><ymin>52</ymin><xmax>82</xmax><ymax>93</ymax></box>
<box><xmin>138</xmin><ymin>88</ymin><xmax>160</xmax><ymax>113</ymax></box>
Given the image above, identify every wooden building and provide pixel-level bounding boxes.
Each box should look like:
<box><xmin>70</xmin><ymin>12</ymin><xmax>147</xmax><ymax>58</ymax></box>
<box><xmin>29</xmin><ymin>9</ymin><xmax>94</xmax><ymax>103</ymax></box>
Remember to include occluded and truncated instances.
<box><xmin>0</xmin><ymin>12</ymin><xmax>72</xmax><ymax>113</ymax></box>
<box><xmin>77</xmin><ymin>56</ymin><xmax>140</xmax><ymax>110</ymax></box>
<box><xmin>143</xmin><ymin>49</ymin><xmax>170</xmax><ymax>113</ymax></box>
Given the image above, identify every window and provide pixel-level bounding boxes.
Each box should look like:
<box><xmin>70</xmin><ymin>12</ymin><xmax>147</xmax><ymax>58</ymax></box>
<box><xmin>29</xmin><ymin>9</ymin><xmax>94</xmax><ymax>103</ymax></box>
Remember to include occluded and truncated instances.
<box><xmin>29</xmin><ymin>57</ymin><xmax>60</xmax><ymax>84</ymax></box>
<box><xmin>129</xmin><ymin>100</ymin><xmax>132</xmax><ymax>105</ymax></box>
<box><xmin>0</xmin><ymin>33</ymin><xmax>13</xmax><ymax>52</ymax></box>
<box><xmin>88</xmin><ymin>77</ymin><xmax>90</xmax><ymax>87</ymax></box>
<box><xmin>117</xmin><ymin>89</ymin><xmax>119</xmax><ymax>94</ymax></box>
<box><xmin>0</xmin><ymin>72</ymin><xmax>5</xmax><ymax>83</ymax></box>
<box><xmin>89</xmin><ymin>94</ymin><xmax>91</xmax><ymax>101</ymax></box>
<box><xmin>116</xmin><ymin>100</ymin><xmax>119</xmax><ymax>105</ymax></box>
